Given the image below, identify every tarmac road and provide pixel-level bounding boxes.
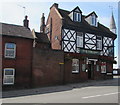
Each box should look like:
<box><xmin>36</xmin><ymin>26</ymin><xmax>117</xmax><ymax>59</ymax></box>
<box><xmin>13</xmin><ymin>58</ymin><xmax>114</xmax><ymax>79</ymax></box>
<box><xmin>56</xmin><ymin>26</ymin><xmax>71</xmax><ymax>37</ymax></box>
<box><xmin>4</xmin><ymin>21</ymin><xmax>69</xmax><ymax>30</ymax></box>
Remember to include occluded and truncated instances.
<box><xmin>2</xmin><ymin>76</ymin><xmax>120</xmax><ymax>104</ymax></box>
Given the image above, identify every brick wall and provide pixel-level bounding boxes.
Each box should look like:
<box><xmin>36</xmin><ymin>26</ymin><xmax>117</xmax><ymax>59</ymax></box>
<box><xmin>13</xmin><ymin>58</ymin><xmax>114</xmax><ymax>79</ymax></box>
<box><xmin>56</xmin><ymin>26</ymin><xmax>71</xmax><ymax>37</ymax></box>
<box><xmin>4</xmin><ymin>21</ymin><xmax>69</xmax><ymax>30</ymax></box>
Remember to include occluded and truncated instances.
<box><xmin>64</xmin><ymin>58</ymin><xmax>88</xmax><ymax>83</ymax></box>
<box><xmin>2</xmin><ymin>36</ymin><xmax>33</xmax><ymax>89</ymax></box>
<box><xmin>46</xmin><ymin>6</ymin><xmax>62</xmax><ymax>50</ymax></box>
<box><xmin>32</xmin><ymin>48</ymin><xmax>64</xmax><ymax>87</ymax></box>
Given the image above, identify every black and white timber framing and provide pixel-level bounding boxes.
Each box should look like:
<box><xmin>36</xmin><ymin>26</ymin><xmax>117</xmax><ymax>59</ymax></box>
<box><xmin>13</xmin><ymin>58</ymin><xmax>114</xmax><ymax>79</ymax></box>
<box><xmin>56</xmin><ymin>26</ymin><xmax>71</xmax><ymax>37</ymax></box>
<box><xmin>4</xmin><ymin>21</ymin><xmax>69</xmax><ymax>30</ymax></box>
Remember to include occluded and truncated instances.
<box><xmin>62</xmin><ymin>28</ymin><xmax>114</xmax><ymax>57</ymax></box>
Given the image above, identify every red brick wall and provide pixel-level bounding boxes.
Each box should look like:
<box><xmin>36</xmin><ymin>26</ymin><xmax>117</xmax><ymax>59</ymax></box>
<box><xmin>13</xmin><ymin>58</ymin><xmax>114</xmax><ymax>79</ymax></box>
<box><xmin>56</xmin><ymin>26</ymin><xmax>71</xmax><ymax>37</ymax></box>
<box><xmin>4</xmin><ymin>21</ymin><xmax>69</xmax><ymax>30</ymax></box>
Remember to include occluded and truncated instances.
<box><xmin>2</xmin><ymin>36</ymin><xmax>33</xmax><ymax>89</ymax></box>
<box><xmin>32</xmin><ymin>48</ymin><xmax>64</xmax><ymax>87</ymax></box>
<box><xmin>46</xmin><ymin>7</ymin><xmax>62</xmax><ymax>50</ymax></box>
<box><xmin>64</xmin><ymin>58</ymin><xmax>88</xmax><ymax>83</ymax></box>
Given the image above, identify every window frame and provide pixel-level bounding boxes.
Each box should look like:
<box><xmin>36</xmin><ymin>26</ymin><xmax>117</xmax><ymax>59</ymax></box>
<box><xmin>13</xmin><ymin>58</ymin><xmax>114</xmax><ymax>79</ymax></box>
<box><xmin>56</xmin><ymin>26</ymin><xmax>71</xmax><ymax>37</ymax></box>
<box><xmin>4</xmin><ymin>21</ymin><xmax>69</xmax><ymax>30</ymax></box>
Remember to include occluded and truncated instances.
<box><xmin>3</xmin><ymin>68</ymin><xmax>15</xmax><ymax>85</ymax></box>
<box><xmin>97</xmin><ymin>36</ymin><xmax>102</xmax><ymax>50</ymax></box>
<box><xmin>5</xmin><ymin>43</ymin><xmax>16</xmax><ymax>58</ymax></box>
<box><xmin>74</xmin><ymin>12</ymin><xmax>81</xmax><ymax>22</ymax></box>
<box><xmin>82</xmin><ymin>64</ymin><xmax>86</xmax><ymax>71</ymax></box>
<box><xmin>76</xmin><ymin>32</ymin><xmax>83</xmax><ymax>48</ymax></box>
<box><xmin>72</xmin><ymin>59</ymin><xmax>80</xmax><ymax>73</ymax></box>
<box><xmin>91</xmin><ymin>15</ymin><xmax>97</xmax><ymax>26</ymax></box>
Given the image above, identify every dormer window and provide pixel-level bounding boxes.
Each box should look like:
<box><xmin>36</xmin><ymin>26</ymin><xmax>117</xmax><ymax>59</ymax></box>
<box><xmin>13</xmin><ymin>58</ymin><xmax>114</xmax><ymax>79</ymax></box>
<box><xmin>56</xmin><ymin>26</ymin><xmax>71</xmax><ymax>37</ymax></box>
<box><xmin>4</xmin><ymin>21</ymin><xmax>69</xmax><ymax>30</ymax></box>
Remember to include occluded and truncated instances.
<box><xmin>74</xmin><ymin>12</ymin><xmax>81</xmax><ymax>22</ymax></box>
<box><xmin>69</xmin><ymin>6</ymin><xmax>82</xmax><ymax>22</ymax></box>
<box><xmin>91</xmin><ymin>15</ymin><xmax>97</xmax><ymax>26</ymax></box>
<box><xmin>85</xmin><ymin>11</ymin><xmax>98</xmax><ymax>27</ymax></box>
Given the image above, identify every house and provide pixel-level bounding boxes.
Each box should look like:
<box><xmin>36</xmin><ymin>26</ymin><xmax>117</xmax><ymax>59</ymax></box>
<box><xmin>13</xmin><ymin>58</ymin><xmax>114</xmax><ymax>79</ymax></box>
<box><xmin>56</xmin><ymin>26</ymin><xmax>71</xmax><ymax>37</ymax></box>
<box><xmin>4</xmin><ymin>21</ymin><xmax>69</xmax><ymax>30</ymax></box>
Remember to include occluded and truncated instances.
<box><xmin>1</xmin><ymin>16</ymin><xmax>34</xmax><ymax>90</ymax></box>
<box><xmin>46</xmin><ymin>3</ymin><xmax>117</xmax><ymax>83</ymax></box>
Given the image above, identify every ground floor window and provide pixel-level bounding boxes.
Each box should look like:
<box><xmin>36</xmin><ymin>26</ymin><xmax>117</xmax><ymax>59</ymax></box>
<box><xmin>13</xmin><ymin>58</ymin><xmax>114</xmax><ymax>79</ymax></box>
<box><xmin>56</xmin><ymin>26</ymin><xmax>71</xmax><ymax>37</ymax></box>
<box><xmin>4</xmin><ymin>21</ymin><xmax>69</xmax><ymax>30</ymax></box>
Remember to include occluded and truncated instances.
<box><xmin>82</xmin><ymin>64</ymin><xmax>86</xmax><ymax>71</ymax></box>
<box><xmin>72</xmin><ymin>59</ymin><xmax>79</xmax><ymax>73</ymax></box>
<box><xmin>101</xmin><ymin>62</ymin><xmax>106</xmax><ymax>73</ymax></box>
<box><xmin>3</xmin><ymin>68</ymin><xmax>15</xmax><ymax>85</ymax></box>
<box><xmin>96</xmin><ymin>65</ymin><xmax>100</xmax><ymax>71</ymax></box>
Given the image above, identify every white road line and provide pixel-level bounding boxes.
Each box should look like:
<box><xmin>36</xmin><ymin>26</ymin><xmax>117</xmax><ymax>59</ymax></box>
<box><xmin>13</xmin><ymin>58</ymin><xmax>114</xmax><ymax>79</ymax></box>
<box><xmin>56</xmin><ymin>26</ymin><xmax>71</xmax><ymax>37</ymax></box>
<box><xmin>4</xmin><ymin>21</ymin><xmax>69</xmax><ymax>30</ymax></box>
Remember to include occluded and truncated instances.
<box><xmin>82</xmin><ymin>92</ymin><xmax>120</xmax><ymax>99</ymax></box>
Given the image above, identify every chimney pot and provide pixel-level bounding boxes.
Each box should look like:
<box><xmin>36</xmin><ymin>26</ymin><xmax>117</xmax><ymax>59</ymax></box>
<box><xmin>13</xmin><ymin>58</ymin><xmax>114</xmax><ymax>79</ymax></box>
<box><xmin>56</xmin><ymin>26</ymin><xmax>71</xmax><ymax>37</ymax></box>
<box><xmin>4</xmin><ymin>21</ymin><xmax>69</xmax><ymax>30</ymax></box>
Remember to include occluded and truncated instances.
<box><xmin>23</xmin><ymin>15</ymin><xmax>29</xmax><ymax>29</ymax></box>
<box><xmin>40</xmin><ymin>13</ymin><xmax>45</xmax><ymax>33</ymax></box>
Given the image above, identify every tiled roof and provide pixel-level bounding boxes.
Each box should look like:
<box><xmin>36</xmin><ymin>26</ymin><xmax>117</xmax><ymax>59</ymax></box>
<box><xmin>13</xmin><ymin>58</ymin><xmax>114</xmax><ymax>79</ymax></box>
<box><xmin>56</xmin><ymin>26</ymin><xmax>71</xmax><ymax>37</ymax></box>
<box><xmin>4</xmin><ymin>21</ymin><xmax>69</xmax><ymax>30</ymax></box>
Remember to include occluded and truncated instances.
<box><xmin>0</xmin><ymin>22</ymin><xmax>34</xmax><ymax>39</ymax></box>
<box><xmin>85</xmin><ymin>11</ymin><xmax>98</xmax><ymax>18</ymax></box>
<box><xmin>58</xmin><ymin>8</ymin><xmax>117</xmax><ymax>39</ymax></box>
<box><xmin>35</xmin><ymin>32</ymin><xmax>50</xmax><ymax>44</ymax></box>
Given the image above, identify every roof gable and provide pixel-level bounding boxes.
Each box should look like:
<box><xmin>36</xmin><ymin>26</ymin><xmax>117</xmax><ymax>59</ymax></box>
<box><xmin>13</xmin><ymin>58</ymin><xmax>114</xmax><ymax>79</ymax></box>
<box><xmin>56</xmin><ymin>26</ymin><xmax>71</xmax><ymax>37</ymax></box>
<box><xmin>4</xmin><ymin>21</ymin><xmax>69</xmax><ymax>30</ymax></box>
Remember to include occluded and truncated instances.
<box><xmin>71</xmin><ymin>6</ymin><xmax>82</xmax><ymax>13</ymax></box>
<box><xmin>85</xmin><ymin>11</ymin><xmax>98</xmax><ymax>18</ymax></box>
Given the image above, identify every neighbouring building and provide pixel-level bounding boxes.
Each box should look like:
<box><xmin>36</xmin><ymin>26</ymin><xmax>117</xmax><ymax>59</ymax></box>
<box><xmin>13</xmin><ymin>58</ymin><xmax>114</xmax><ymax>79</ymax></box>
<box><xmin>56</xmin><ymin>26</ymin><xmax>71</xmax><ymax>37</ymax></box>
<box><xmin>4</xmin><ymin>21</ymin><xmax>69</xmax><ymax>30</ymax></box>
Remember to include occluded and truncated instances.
<box><xmin>46</xmin><ymin>3</ymin><xmax>117</xmax><ymax>83</ymax></box>
<box><xmin>1</xmin><ymin>16</ymin><xmax>34</xmax><ymax>90</ymax></box>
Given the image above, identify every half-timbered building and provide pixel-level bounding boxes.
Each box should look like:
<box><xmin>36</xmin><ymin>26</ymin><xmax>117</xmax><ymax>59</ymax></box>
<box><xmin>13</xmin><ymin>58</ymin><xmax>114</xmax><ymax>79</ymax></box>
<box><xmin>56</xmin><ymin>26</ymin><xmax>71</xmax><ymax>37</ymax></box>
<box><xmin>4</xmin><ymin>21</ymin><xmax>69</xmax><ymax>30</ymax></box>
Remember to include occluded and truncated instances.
<box><xmin>46</xmin><ymin>3</ymin><xmax>117</xmax><ymax>82</ymax></box>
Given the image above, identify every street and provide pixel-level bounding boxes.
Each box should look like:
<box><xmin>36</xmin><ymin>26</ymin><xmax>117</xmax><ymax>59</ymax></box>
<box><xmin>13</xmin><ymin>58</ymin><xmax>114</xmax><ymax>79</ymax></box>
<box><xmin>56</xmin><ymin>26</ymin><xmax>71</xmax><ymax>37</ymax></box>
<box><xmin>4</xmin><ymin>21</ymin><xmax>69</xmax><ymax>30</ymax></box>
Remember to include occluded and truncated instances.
<box><xmin>2</xmin><ymin>76</ymin><xmax>120</xmax><ymax>103</ymax></box>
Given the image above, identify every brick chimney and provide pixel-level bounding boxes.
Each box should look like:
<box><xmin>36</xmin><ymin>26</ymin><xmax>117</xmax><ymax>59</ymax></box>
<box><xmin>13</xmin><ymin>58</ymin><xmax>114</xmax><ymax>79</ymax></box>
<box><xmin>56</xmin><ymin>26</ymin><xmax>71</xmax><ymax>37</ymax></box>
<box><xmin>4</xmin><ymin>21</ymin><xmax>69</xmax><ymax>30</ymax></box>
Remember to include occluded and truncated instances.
<box><xmin>50</xmin><ymin>3</ymin><xmax>58</xmax><ymax>9</ymax></box>
<box><xmin>23</xmin><ymin>15</ymin><xmax>29</xmax><ymax>28</ymax></box>
<box><xmin>40</xmin><ymin>13</ymin><xmax>46</xmax><ymax>33</ymax></box>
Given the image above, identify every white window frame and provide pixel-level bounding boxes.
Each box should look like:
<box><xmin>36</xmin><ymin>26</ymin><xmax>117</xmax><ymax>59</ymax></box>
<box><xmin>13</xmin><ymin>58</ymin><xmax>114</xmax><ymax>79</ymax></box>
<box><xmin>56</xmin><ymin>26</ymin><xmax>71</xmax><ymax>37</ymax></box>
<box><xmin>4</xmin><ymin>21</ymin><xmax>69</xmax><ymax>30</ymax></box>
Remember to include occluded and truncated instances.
<box><xmin>72</xmin><ymin>59</ymin><xmax>79</xmax><ymax>73</ymax></box>
<box><xmin>77</xmin><ymin>32</ymin><xmax>83</xmax><ymax>48</ymax></box>
<box><xmin>97</xmin><ymin>36</ymin><xmax>102</xmax><ymax>50</ymax></box>
<box><xmin>5</xmin><ymin>43</ymin><xmax>16</xmax><ymax>58</ymax></box>
<box><xmin>91</xmin><ymin>15</ymin><xmax>97</xmax><ymax>27</ymax></box>
<box><xmin>74</xmin><ymin>12</ymin><xmax>81</xmax><ymax>22</ymax></box>
<box><xmin>3</xmin><ymin>68</ymin><xmax>15</xmax><ymax>85</ymax></box>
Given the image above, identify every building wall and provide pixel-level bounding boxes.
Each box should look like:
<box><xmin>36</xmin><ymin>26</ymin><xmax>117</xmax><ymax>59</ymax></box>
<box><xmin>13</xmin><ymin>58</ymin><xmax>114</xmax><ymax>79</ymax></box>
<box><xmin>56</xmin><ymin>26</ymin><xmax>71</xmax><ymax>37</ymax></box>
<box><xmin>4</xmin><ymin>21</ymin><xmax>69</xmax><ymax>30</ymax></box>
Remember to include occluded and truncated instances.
<box><xmin>64</xmin><ymin>58</ymin><xmax>88</xmax><ymax>83</ymax></box>
<box><xmin>46</xmin><ymin>6</ymin><xmax>62</xmax><ymax>50</ymax></box>
<box><xmin>35</xmin><ymin>42</ymin><xmax>50</xmax><ymax>49</ymax></box>
<box><xmin>32</xmin><ymin>48</ymin><xmax>64</xmax><ymax>87</ymax></box>
<box><xmin>2</xmin><ymin>36</ymin><xmax>33</xmax><ymax>89</ymax></box>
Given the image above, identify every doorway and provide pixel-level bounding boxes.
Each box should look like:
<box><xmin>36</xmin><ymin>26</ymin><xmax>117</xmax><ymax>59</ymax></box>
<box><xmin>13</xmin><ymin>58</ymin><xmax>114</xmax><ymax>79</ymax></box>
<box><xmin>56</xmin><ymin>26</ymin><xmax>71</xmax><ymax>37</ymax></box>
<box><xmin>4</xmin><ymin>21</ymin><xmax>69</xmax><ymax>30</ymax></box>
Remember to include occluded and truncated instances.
<box><xmin>88</xmin><ymin>61</ymin><xmax>94</xmax><ymax>79</ymax></box>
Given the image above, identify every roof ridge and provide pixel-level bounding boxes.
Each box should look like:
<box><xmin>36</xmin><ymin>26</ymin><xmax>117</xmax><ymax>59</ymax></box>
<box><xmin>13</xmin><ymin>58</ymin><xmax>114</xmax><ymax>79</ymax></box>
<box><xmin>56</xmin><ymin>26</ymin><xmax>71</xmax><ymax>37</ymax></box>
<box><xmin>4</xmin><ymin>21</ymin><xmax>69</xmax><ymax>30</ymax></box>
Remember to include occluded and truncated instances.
<box><xmin>0</xmin><ymin>22</ymin><xmax>23</xmax><ymax>27</ymax></box>
<box><xmin>58</xmin><ymin>8</ymin><xmax>70</xmax><ymax>13</ymax></box>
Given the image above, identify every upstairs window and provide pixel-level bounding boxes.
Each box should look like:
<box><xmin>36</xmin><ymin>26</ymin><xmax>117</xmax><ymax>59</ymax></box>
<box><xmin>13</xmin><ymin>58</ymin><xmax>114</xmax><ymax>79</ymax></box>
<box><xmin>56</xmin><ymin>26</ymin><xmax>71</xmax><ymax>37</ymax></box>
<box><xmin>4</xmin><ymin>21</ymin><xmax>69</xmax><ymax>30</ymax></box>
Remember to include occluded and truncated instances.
<box><xmin>5</xmin><ymin>43</ymin><xmax>16</xmax><ymax>58</ymax></box>
<box><xmin>91</xmin><ymin>15</ymin><xmax>97</xmax><ymax>26</ymax></box>
<box><xmin>85</xmin><ymin>12</ymin><xmax>98</xmax><ymax>27</ymax></box>
<box><xmin>77</xmin><ymin>32</ymin><xmax>83</xmax><ymax>48</ymax></box>
<box><xmin>3</xmin><ymin>68</ymin><xmax>15</xmax><ymax>85</ymax></box>
<box><xmin>74</xmin><ymin>12</ymin><xmax>81</xmax><ymax>22</ymax></box>
<box><xmin>72</xmin><ymin>59</ymin><xmax>79</xmax><ymax>73</ymax></box>
<box><xmin>97</xmin><ymin>36</ymin><xmax>102</xmax><ymax>50</ymax></box>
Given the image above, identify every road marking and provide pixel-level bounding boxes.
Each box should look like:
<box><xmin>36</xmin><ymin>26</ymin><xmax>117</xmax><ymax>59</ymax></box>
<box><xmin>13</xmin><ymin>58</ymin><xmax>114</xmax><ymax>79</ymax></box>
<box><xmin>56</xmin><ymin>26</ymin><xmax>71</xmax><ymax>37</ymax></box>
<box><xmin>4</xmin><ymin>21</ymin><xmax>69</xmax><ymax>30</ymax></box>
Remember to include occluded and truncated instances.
<box><xmin>82</xmin><ymin>92</ymin><xmax>120</xmax><ymax>99</ymax></box>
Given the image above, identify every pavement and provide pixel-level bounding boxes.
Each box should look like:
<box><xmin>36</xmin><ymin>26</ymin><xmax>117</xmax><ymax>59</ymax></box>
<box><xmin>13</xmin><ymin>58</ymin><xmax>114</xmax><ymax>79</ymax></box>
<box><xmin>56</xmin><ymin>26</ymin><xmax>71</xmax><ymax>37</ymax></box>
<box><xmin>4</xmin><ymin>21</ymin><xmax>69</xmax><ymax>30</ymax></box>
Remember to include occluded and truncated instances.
<box><xmin>2</xmin><ymin>76</ymin><xmax>119</xmax><ymax>98</ymax></box>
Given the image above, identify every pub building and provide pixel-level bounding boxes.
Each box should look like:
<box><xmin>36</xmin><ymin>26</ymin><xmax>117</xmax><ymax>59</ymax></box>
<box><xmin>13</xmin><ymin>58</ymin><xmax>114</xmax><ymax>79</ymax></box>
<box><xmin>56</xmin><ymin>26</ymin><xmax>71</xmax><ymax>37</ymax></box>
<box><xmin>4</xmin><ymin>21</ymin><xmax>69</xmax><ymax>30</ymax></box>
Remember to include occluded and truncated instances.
<box><xmin>46</xmin><ymin>3</ymin><xmax>117</xmax><ymax>82</ymax></box>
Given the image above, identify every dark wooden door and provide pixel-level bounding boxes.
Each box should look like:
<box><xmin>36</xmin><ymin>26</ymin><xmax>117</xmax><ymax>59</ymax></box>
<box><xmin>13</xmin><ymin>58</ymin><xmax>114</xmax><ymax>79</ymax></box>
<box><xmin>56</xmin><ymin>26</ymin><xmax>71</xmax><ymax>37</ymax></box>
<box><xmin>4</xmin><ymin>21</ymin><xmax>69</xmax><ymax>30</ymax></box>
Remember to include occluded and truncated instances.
<box><xmin>88</xmin><ymin>61</ymin><xmax>94</xmax><ymax>79</ymax></box>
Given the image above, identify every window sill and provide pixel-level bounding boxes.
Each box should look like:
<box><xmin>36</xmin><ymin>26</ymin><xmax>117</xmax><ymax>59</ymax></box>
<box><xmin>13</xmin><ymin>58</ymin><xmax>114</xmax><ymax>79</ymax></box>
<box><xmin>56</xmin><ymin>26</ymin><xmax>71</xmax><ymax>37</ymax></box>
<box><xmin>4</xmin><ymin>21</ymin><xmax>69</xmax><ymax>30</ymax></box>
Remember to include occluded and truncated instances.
<box><xmin>72</xmin><ymin>71</ymin><xmax>79</xmax><ymax>74</ymax></box>
<box><xmin>3</xmin><ymin>83</ymin><xmax>14</xmax><ymax>85</ymax></box>
<box><xmin>4</xmin><ymin>56</ymin><xmax>16</xmax><ymax>59</ymax></box>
